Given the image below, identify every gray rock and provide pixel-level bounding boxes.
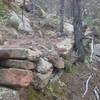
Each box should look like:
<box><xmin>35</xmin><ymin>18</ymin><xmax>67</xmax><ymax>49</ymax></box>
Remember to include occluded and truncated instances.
<box><xmin>0</xmin><ymin>87</ymin><xmax>20</xmax><ymax>100</ymax></box>
<box><xmin>47</xmin><ymin>52</ymin><xmax>64</xmax><ymax>69</ymax></box>
<box><xmin>0</xmin><ymin>60</ymin><xmax>36</xmax><ymax>70</ymax></box>
<box><xmin>93</xmin><ymin>44</ymin><xmax>100</xmax><ymax>56</ymax></box>
<box><xmin>37</xmin><ymin>58</ymin><xmax>53</xmax><ymax>74</ymax></box>
<box><xmin>92</xmin><ymin>44</ymin><xmax>100</xmax><ymax>65</ymax></box>
<box><xmin>0</xmin><ymin>47</ymin><xmax>42</xmax><ymax>61</ymax></box>
<box><xmin>9</xmin><ymin>11</ymin><xmax>21</xmax><ymax>28</ymax></box>
<box><xmin>56</xmin><ymin>38</ymin><xmax>74</xmax><ymax>57</ymax></box>
<box><xmin>64</xmin><ymin>22</ymin><xmax>74</xmax><ymax>35</ymax></box>
<box><xmin>32</xmin><ymin>69</ymin><xmax>53</xmax><ymax>89</ymax></box>
<box><xmin>18</xmin><ymin>15</ymin><xmax>32</xmax><ymax>33</ymax></box>
<box><xmin>8</xmin><ymin>11</ymin><xmax>32</xmax><ymax>33</ymax></box>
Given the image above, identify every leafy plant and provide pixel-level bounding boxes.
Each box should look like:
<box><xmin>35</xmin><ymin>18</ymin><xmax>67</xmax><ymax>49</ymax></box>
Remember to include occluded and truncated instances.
<box><xmin>64</xmin><ymin>61</ymin><xmax>73</xmax><ymax>73</ymax></box>
<box><xmin>0</xmin><ymin>1</ymin><xmax>8</xmax><ymax>24</ymax></box>
<box><xmin>27</xmin><ymin>86</ymin><xmax>42</xmax><ymax>100</ymax></box>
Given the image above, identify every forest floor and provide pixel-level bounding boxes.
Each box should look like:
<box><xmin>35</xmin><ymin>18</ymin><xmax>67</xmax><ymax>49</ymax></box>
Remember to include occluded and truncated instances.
<box><xmin>0</xmin><ymin>2</ymin><xmax>100</xmax><ymax>100</ymax></box>
<box><xmin>0</xmin><ymin>25</ymin><xmax>99</xmax><ymax>100</ymax></box>
<box><xmin>27</xmin><ymin>63</ymin><xmax>100</xmax><ymax>100</ymax></box>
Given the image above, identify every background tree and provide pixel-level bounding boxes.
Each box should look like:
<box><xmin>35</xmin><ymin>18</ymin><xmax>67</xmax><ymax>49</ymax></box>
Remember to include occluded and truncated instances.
<box><xmin>32</xmin><ymin>0</ymin><xmax>36</xmax><ymax>16</ymax></box>
<box><xmin>59</xmin><ymin>0</ymin><xmax>65</xmax><ymax>36</ymax></box>
<box><xmin>72</xmin><ymin>0</ymin><xmax>85</xmax><ymax>62</ymax></box>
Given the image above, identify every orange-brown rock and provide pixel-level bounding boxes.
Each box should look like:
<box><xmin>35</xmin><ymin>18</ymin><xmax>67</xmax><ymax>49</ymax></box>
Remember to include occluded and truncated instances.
<box><xmin>0</xmin><ymin>68</ymin><xmax>33</xmax><ymax>87</ymax></box>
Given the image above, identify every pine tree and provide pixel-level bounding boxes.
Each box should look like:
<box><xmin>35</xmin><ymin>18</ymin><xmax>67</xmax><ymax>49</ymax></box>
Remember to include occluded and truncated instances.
<box><xmin>72</xmin><ymin>0</ymin><xmax>85</xmax><ymax>62</ymax></box>
<box><xmin>58</xmin><ymin>0</ymin><xmax>65</xmax><ymax>36</ymax></box>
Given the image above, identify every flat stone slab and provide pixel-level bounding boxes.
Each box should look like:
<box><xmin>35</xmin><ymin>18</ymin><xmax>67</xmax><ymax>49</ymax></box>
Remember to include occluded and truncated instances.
<box><xmin>0</xmin><ymin>60</ymin><xmax>36</xmax><ymax>70</ymax></box>
<box><xmin>0</xmin><ymin>68</ymin><xmax>33</xmax><ymax>87</ymax></box>
<box><xmin>0</xmin><ymin>48</ymin><xmax>42</xmax><ymax>61</ymax></box>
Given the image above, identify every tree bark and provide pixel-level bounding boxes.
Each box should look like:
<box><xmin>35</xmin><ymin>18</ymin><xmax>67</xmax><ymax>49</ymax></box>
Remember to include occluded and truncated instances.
<box><xmin>32</xmin><ymin>0</ymin><xmax>36</xmax><ymax>16</ymax></box>
<box><xmin>47</xmin><ymin>0</ymin><xmax>53</xmax><ymax>13</ymax></box>
<box><xmin>72</xmin><ymin>0</ymin><xmax>85</xmax><ymax>62</ymax></box>
<box><xmin>59</xmin><ymin>0</ymin><xmax>65</xmax><ymax>36</ymax></box>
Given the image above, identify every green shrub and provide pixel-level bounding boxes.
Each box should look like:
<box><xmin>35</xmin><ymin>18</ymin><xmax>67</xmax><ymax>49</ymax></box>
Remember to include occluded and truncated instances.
<box><xmin>64</xmin><ymin>61</ymin><xmax>73</xmax><ymax>73</ymax></box>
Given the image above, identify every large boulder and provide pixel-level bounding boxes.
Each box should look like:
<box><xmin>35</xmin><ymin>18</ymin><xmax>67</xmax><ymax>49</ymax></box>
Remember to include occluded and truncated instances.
<box><xmin>0</xmin><ymin>60</ymin><xmax>36</xmax><ymax>70</ymax></box>
<box><xmin>0</xmin><ymin>68</ymin><xmax>33</xmax><ymax>87</ymax></box>
<box><xmin>0</xmin><ymin>87</ymin><xmax>20</xmax><ymax>100</ymax></box>
<box><xmin>32</xmin><ymin>69</ymin><xmax>53</xmax><ymax>89</ymax></box>
<box><xmin>37</xmin><ymin>58</ymin><xmax>53</xmax><ymax>74</ymax></box>
<box><xmin>0</xmin><ymin>47</ymin><xmax>42</xmax><ymax>61</ymax></box>
<box><xmin>8</xmin><ymin>11</ymin><xmax>32</xmax><ymax>33</ymax></box>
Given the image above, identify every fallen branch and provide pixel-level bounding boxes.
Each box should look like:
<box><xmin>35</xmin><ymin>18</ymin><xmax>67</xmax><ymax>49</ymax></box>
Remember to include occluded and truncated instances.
<box><xmin>82</xmin><ymin>74</ymin><xmax>93</xmax><ymax>98</ymax></box>
<box><xmin>93</xmin><ymin>86</ymin><xmax>100</xmax><ymax>100</ymax></box>
<box><xmin>90</xmin><ymin>36</ymin><xmax>94</xmax><ymax>62</ymax></box>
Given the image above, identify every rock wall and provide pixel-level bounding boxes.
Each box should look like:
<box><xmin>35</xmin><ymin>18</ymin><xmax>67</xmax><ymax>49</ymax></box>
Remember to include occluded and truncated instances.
<box><xmin>0</xmin><ymin>38</ymin><xmax>74</xmax><ymax>99</ymax></box>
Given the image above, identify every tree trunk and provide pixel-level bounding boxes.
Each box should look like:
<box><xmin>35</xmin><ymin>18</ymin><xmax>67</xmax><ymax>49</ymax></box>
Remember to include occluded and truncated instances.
<box><xmin>32</xmin><ymin>0</ymin><xmax>36</xmax><ymax>16</ymax></box>
<box><xmin>59</xmin><ymin>0</ymin><xmax>65</xmax><ymax>36</ymax></box>
<box><xmin>47</xmin><ymin>0</ymin><xmax>53</xmax><ymax>14</ymax></box>
<box><xmin>72</xmin><ymin>0</ymin><xmax>85</xmax><ymax>62</ymax></box>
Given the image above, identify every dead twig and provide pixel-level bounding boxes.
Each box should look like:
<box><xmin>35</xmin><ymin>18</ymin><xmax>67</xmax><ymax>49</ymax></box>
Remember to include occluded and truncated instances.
<box><xmin>82</xmin><ymin>74</ymin><xmax>93</xmax><ymax>98</ymax></box>
<box><xmin>93</xmin><ymin>86</ymin><xmax>100</xmax><ymax>100</ymax></box>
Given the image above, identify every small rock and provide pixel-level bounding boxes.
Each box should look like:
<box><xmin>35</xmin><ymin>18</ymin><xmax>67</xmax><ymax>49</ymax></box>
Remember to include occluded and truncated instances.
<box><xmin>0</xmin><ymin>60</ymin><xmax>36</xmax><ymax>70</ymax></box>
<box><xmin>32</xmin><ymin>69</ymin><xmax>53</xmax><ymax>89</ymax></box>
<box><xmin>91</xmin><ymin>44</ymin><xmax>100</xmax><ymax>70</ymax></box>
<box><xmin>28</xmin><ymin>48</ymin><xmax>42</xmax><ymax>61</ymax></box>
<box><xmin>9</xmin><ymin>11</ymin><xmax>21</xmax><ymax>28</ymax></box>
<box><xmin>46</xmin><ymin>30</ymin><xmax>56</xmax><ymax>36</ymax></box>
<box><xmin>0</xmin><ymin>86</ymin><xmax>20</xmax><ymax>100</ymax></box>
<box><xmin>92</xmin><ymin>44</ymin><xmax>100</xmax><ymax>65</ymax></box>
<box><xmin>0</xmin><ymin>68</ymin><xmax>33</xmax><ymax>87</ymax></box>
<box><xmin>56</xmin><ymin>38</ymin><xmax>74</xmax><ymax>57</ymax></box>
<box><xmin>18</xmin><ymin>22</ymin><xmax>32</xmax><ymax>33</ymax></box>
<box><xmin>37</xmin><ymin>58</ymin><xmax>53</xmax><ymax>74</ymax></box>
<box><xmin>48</xmin><ymin>53</ymin><xmax>64</xmax><ymax>69</ymax></box>
<box><xmin>0</xmin><ymin>34</ymin><xmax>5</xmax><ymax>45</ymax></box>
<box><xmin>64</xmin><ymin>22</ymin><xmax>74</xmax><ymax>34</ymax></box>
<box><xmin>93</xmin><ymin>44</ymin><xmax>100</xmax><ymax>56</ymax></box>
<box><xmin>84</xmin><ymin>26</ymin><xmax>98</xmax><ymax>38</ymax></box>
